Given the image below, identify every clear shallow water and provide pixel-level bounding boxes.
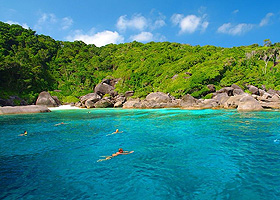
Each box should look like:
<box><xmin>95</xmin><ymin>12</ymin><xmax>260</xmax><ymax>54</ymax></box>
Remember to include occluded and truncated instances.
<box><xmin>1</xmin><ymin>108</ymin><xmax>280</xmax><ymax>200</ymax></box>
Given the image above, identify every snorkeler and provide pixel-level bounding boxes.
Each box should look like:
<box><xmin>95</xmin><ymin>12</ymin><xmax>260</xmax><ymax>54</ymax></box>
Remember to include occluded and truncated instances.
<box><xmin>54</xmin><ymin>122</ymin><xmax>68</xmax><ymax>126</ymax></box>
<box><xmin>97</xmin><ymin>148</ymin><xmax>134</xmax><ymax>162</ymax></box>
<box><xmin>106</xmin><ymin>129</ymin><xmax>123</xmax><ymax>136</ymax></box>
<box><xmin>19</xmin><ymin>130</ymin><xmax>27</xmax><ymax>136</ymax></box>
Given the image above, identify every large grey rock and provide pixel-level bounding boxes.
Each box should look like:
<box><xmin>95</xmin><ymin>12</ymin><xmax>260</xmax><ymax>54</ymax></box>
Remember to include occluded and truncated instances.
<box><xmin>94</xmin><ymin>98</ymin><xmax>114</xmax><ymax>108</ymax></box>
<box><xmin>216</xmin><ymin>87</ymin><xmax>234</xmax><ymax>96</ymax></box>
<box><xmin>94</xmin><ymin>82</ymin><xmax>115</xmax><ymax>96</ymax></box>
<box><xmin>237</xmin><ymin>96</ymin><xmax>264</xmax><ymax>111</ymax></box>
<box><xmin>84</xmin><ymin>94</ymin><xmax>102</xmax><ymax>108</ymax></box>
<box><xmin>36</xmin><ymin>91</ymin><xmax>58</xmax><ymax>107</ymax></box>
<box><xmin>247</xmin><ymin>85</ymin><xmax>259</xmax><ymax>95</ymax></box>
<box><xmin>52</xmin><ymin>96</ymin><xmax>61</xmax><ymax>106</ymax></box>
<box><xmin>258</xmin><ymin>94</ymin><xmax>280</xmax><ymax>109</ymax></box>
<box><xmin>233</xmin><ymin>88</ymin><xmax>244</xmax><ymax>96</ymax></box>
<box><xmin>257</xmin><ymin>92</ymin><xmax>273</xmax><ymax>101</ymax></box>
<box><xmin>80</xmin><ymin>93</ymin><xmax>100</xmax><ymax>104</ymax></box>
<box><xmin>196</xmin><ymin>99</ymin><xmax>219</xmax><ymax>109</ymax></box>
<box><xmin>0</xmin><ymin>105</ymin><xmax>50</xmax><ymax>115</ymax></box>
<box><xmin>259</xmin><ymin>101</ymin><xmax>280</xmax><ymax>109</ymax></box>
<box><xmin>180</xmin><ymin>94</ymin><xmax>197</xmax><ymax>108</ymax></box>
<box><xmin>213</xmin><ymin>93</ymin><xmax>229</xmax><ymax>102</ymax></box>
<box><xmin>223</xmin><ymin>95</ymin><xmax>246</xmax><ymax>109</ymax></box>
<box><xmin>146</xmin><ymin>92</ymin><xmax>172</xmax><ymax>103</ymax></box>
<box><xmin>122</xmin><ymin>99</ymin><xmax>144</xmax><ymax>108</ymax></box>
<box><xmin>231</xmin><ymin>84</ymin><xmax>242</xmax><ymax>90</ymax></box>
<box><xmin>125</xmin><ymin>91</ymin><xmax>134</xmax><ymax>98</ymax></box>
<box><xmin>114</xmin><ymin>96</ymin><xmax>126</xmax><ymax>108</ymax></box>
<box><xmin>267</xmin><ymin>89</ymin><xmax>279</xmax><ymax>96</ymax></box>
<box><xmin>259</xmin><ymin>89</ymin><xmax>266</xmax><ymax>96</ymax></box>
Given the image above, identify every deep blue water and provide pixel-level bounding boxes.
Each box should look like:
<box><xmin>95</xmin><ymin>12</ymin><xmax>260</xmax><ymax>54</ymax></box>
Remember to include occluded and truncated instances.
<box><xmin>1</xmin><ymin>108</ymin><xmax>280</xmax><ymax>200</ymax></box>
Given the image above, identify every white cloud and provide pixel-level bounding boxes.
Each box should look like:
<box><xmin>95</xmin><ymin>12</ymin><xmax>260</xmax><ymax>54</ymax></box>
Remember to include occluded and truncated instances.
<box><xmin>259</xmin><ymin>13</ymin><xmax>273</xmax><ymax>27</ymax></box>
<box><xmin>153</xmin><ymin>19</ymin><xmax>166</xmax><ymax>29</ymax></box>
<box><xmin>171</xmin><ymin>14</ymin><xmax>209</xmax><ymax>34</ymax></box>
<box><xmin>36</xmin><ymin>13</ymin><xmax>57</xmax><ymax>28</ymax></box>
<box><xmin>35</xmin><ymin>13</ymin><xmax>73</xmax><ymax>31</ymax></box>
<box><xmin>117</xmin><ymin>14</ymin><xmax>148</xmax><ymax>31</ymax></box>
<box><xmin>217</xmin><ymin>23</ymin><xmax>254</xmax><ymax>35</ymax></box>
<box><xmin>62</xmin><ymin>17</ymin><xmax>73</xmax><ymax>30</ymax></box>
<box><xmin>171</xmin><ymin>14</ymin><xmax>184</xmax><ymax>25</ymax></box>
<box><xmin>232</xmin><ymin>10</ymin><xmax>239</xmax><ymax>14</ymax></box>
<box><xmin>218</xmin><ymin>12</ymin><xmax>274</xmax><ymax>36</ymax></box>
<box><xmin>116</xmin><ymin>13</ymin><xmax>166</xmax><ymax>32</ymax></box>
<box><xmin>67</xmin><ymin>30</ymin><xmax>124</xmax><ymax>47</ymax></box>
<box><xmin>180</xmin><ymin>15</ymin><xmax>201</xmax><ymax>33</ymax></box>
<box><xmin>130</xmin><ymin>32</ymin><xmax>153</xmax><ymax>42</ymax></box>
<box><xmin>5</xmin><ymin>20</ymin><xmax>29</xmax><ymax>29</ymax></box>
<box><xmin>201</xmin><ymin>21</ymin><xmax>209</xmax><ymax>32</ymax></box>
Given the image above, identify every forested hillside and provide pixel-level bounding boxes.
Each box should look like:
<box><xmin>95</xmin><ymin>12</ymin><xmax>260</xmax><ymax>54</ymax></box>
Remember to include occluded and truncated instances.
<box><xmin>0</xmin><ymin>21</ymin><xmax>279</xmax><ymax>104</ymax></box>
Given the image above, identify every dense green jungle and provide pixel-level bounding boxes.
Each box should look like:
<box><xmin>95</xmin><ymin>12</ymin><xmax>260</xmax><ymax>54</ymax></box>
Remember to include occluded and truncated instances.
<box><xmin>0</xmin><ymin>21</ymin><xmax>279</xmax><ymax>104</ymax></box>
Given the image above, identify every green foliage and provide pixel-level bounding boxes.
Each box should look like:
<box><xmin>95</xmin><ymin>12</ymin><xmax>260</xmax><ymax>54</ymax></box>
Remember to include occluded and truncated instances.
<box><xmin>1</xmin><ymin>21</ymin><xmax>280</xmax><ymax>103</ymax></box>
<box><xmin>49</xmin><ymin>91</ymin><xmax>79</xmax><ymax>104</ymax></box>
<box><xmin>203</xmin><ymin>93</ymin><xmax>213</xmax><ymax>99</ymax></box>
<box><xmin>103</xmin><ymin>94</ymin><xmax>110</xmax><ymax>98</ymax></box>
<box><xmin>62</xmin><ymin>96</ymin><xmax>80</xmax><ymax>103</ymax></box>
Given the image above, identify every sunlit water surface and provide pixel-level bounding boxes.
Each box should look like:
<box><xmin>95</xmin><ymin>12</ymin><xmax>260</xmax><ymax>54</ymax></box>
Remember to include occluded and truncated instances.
<box><xmin>1</xmin><ymin>108</ymin><xmax>280</xmax><ymax>200</ymax></box>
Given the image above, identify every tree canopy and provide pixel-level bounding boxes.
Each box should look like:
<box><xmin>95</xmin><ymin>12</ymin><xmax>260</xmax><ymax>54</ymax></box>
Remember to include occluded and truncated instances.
<box><xmin>0</xmin><ymin>21</ymin><xmax>280</xmax><ymax>103</ymax></box>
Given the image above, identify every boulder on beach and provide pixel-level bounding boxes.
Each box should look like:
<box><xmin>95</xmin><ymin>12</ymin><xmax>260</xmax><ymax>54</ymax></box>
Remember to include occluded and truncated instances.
<box><xmin>237</xmin><ymin>95</ymin><xmax>264</xmax><ymax>111</ymax></box>
<box><xmin>36</xmin><ymin>91</ymin><xmax>59</xmax><ymax>107</ymax></box>
<box><xmin>223</xmin><ymin>95</ymin><xmax>245</xmax><ymax>109</ymax></box>
<box><xmin>94</xmin><ymin>98</ymin><xmax>114</xmax><ymax>108</ymax></box>
<box><xmin>180</xmin><ymin>94</ymin><xmax>197</xmax><ymax>108</ymax></box>
<box><xmin>114</xmin><ymin>96</ymin><xmax>126</xmax><ymax>108</ymax></box>
<box><xmin>94</xmin><ymin>82</ymin><xmax>115</xmax><ymax>96</ymax></box>
<box><xmin>233</xmin><ymin>88</ymin><xmax>244</xmax><ymax>96</ymax></box>
<box><xmin>123</xmin><ymin>98</ymin><xmax>142</xmax><ymax>108</ymax></box>
<box><xmin>247</xmin><ymin>85</ymin><xmax>259</xmax><ymax>95</ymax></box>
<box><xmin>216</xmin><ymin>87</ymin><xmax>234</xmax><ymax>96</ymax></box>
<box><xmin>80</xmin><ymin>93</ymin><xmax>101</xmax><ymax>104</ymax></box>
<box><xmin>146</xmin><ymin>92</ymin><xmax>172</xmax><ymax>103</ymax></box>
<box><xmin>84</xmin><ymin>94</ymin><xmax>102</xmax><ymax>108</ymax></box>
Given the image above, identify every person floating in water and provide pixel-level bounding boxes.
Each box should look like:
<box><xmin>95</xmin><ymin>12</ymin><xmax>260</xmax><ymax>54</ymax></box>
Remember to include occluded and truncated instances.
<box><xmin>54</xmin><ymin>122</ymin><xmax>68</xmax><ymax>126</ymax></box>
<box><xmin>97</xmin><ymin>148</ymin><xmax>134</xmax><ymax>162</ymax></box>
<box><xmin>106</xmin><ymin>129</ymin><xmax>123</xmax><ymax>136</ymax></box>
<box><xmin>19</xmin><ymin>130</ymin><xmax>27</xmax><ymax>136</ymax></box>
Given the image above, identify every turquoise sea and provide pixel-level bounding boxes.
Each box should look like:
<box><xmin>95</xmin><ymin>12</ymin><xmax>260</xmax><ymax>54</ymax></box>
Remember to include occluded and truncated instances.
<box><xmin>1</xmin><ymin>108</ymin><xmax>280</xmax><ymax>200</ymax></box>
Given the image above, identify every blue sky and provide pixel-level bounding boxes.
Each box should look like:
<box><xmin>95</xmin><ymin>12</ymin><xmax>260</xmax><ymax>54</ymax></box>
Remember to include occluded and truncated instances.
<box><xmin>1</xmin><ymin>0</ymin><xmax>279</xmax><ymax>47</ymax></box>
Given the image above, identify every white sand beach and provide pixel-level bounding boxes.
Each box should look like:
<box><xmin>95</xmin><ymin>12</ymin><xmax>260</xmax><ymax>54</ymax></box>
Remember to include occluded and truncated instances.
<box><xmin>48</xmin><ymin>105</ymin><xmax>83</xmax><ymax>110</ymax></box>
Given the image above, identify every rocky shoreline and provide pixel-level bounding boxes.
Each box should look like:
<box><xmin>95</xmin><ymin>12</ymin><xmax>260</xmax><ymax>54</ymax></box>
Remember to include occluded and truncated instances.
<box><xmin>71</xmin><ymin>80</ymin><xmax>280</xmax><ymax>111</ymax></box>
<box><xmin>1</xmin><ymin>79</ymin><xmax>280</xmax><ymax>115</ymax></box>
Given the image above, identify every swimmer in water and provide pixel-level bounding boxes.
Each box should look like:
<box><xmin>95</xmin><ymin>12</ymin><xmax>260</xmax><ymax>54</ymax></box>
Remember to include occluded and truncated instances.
<box><xmin>106</xmin><ymin>129</ymin><xmax>123</xmax><ymax>136</ymax></box>
<box><xmin>19</xmin><ymin>130</ymin><xmax>27</xmax><ymax>136</ymax></box>
<box><xmin>97</xmin><ymin>148</ymin><xmax>134</xmax><ymax>162</ymax></box>
<box><xmin>54</xmin><ymin>122</ymin><xmax>68</xmax><ymax>126</ymax></box>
